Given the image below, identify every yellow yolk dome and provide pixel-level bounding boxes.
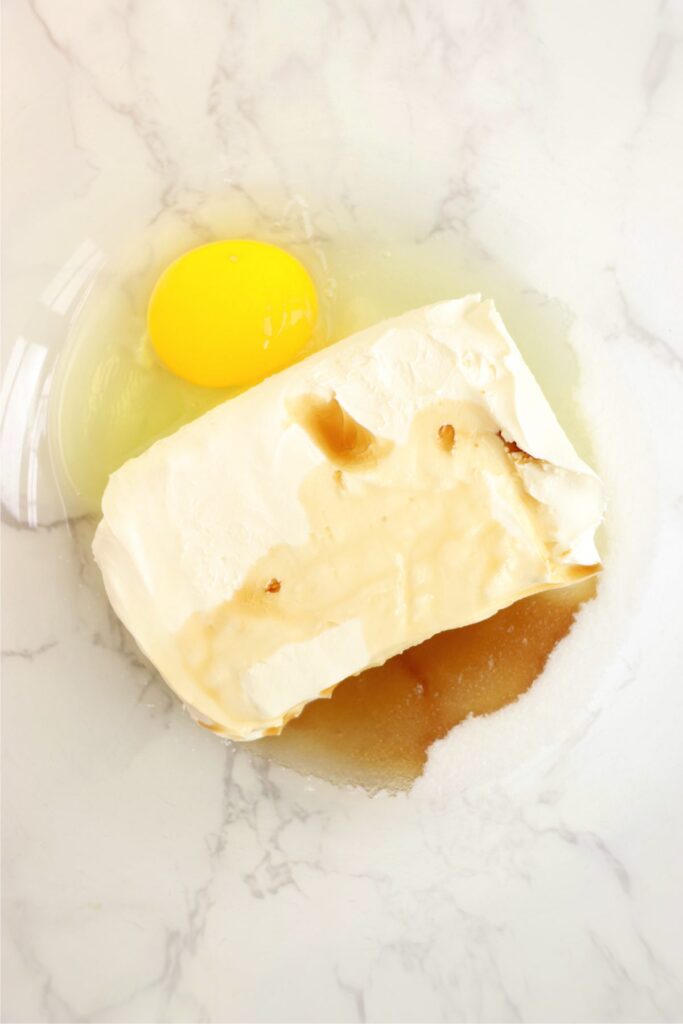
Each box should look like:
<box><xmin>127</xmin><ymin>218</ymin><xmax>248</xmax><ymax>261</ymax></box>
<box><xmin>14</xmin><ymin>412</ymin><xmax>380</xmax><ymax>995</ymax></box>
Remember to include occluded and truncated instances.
<box><xmin>147</xmin><ymin>239</ymin><xmax>318</xmax><ymax>388</ymax></box>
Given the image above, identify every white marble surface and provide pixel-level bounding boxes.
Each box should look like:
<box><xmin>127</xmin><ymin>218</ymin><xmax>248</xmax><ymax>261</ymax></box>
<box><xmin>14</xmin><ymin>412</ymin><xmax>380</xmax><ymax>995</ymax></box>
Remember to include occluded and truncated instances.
<box><xmin>3</xmin><ymin>1</ymin><xmax>683</xmax><ymax>1021</ymax></box>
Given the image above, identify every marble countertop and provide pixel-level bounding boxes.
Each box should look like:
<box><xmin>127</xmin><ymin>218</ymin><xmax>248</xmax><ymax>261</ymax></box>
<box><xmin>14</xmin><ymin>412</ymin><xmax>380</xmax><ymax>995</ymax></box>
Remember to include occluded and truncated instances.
<box><xmin>3</xmin><ymin>1</ymin><xmax>683</xmax><ymax>1021</ymax></box>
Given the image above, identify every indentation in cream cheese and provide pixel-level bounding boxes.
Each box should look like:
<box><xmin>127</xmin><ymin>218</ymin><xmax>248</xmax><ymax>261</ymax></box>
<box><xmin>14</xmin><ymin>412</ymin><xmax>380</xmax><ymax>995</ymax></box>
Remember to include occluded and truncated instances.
<box><xmin>288</xmin><ymin>393</ymin><xmax>393</xmax><ymax>469</ymax></box>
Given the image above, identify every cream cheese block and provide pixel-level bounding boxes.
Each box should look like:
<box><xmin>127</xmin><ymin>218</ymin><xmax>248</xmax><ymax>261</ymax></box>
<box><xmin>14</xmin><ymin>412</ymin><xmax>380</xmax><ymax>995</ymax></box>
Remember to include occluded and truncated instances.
<box><xmin>93</xmin><ymin>296</ymin><xmax>604</xmax><ymax>740</ymax></box>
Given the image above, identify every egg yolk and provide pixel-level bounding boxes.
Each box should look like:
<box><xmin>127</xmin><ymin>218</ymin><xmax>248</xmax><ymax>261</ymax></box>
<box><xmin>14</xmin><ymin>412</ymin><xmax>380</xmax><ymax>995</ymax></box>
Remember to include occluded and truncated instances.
<box><xmin>147</xmin><ymin>240</ymin><xmax>318</xmax><ymax>388</ymax></box>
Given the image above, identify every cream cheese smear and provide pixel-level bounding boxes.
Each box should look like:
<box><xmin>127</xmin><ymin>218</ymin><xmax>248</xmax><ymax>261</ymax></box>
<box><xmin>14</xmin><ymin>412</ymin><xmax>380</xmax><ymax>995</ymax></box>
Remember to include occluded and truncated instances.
<box><xmin>93</xmin><ymin>296</ymin><xmax>604</xmax><ymax>740</ymax></box>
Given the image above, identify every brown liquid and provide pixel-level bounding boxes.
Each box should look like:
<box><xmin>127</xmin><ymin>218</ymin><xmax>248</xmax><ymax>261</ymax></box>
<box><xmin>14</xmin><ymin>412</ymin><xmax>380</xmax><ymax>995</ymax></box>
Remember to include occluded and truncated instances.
<box><xmin>252</xmin><ymin>576</ymin><xmax>597</xmax><ymax>791</ymax></box>
<box><xmin>289</xmin><ymin>393</ymin><xmax>393</xmax><ymax>469</ymax></box>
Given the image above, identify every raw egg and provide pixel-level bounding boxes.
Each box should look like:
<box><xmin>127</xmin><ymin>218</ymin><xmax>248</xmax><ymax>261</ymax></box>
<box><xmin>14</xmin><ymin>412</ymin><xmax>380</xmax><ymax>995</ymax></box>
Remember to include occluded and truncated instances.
<box><xmin>148</xmin><ymin>239</ymin><xmax>318</xmax><ymax>387</ymax></box>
